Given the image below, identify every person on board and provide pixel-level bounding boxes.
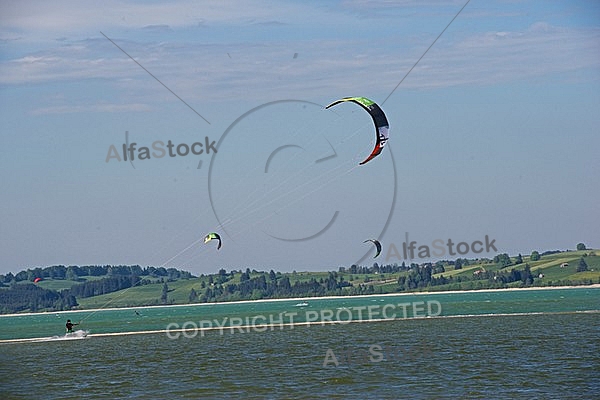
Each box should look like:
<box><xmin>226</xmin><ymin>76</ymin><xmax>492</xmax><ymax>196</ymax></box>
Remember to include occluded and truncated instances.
<box><xmin>65</xmin><ymin>319</ymin><xmax>79</xmax><ymax>333</ymax></box>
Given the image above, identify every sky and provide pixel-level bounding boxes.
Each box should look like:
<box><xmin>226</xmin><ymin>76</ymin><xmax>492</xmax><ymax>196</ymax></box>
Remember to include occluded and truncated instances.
<box><xmin>0</xmin><ymin>0</ymin><xmax>599</xmax><ymax>276</ymax></box>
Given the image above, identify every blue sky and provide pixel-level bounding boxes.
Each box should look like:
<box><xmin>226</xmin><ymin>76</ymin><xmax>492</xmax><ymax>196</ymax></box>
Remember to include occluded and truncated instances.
<box><xmin>0</xmin><ymin>0</ymin><xmax>598</xmax><ymax>276</ymax></box>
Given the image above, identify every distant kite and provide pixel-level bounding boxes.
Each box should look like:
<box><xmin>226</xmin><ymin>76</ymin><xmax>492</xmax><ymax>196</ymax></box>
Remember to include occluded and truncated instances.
<box><xmin>363</xmin><ymin>239</ymin><xmax>382</xmax><ymax>258</ymax></box>
<box><xmin>325</xmin><ymin>97</ymin><xmax>389</xmax><ymax>165</ymax></box>
<box><xmin>33</xmin><ymin>277</ymin><xmax>42</xmax><ymax>283</ymax></box>
<box><xmin>204</xmin><ymin>232</ymin><xmax>222</xmax><ymax>250</ymax></box>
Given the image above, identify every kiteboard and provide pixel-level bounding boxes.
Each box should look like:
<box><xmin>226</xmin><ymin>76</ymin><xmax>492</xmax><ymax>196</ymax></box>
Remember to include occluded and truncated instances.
<box><xmin>63</xmin><ymin>329</ymin><xmax>89</xmax><ymax>339</ymax></box>
<box><xmin>0</xmin><ymin>330</ymin><xmax>90</xmax><ymax>344</ymax></box>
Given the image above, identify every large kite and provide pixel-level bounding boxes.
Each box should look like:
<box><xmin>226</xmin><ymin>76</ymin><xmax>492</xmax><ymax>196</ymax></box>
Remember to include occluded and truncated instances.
<box><xmin>204</xmin><ymin>232</ymin><xmax>222</xmax><ymax>250</ymax></box>
<box><xmin>325</xmin><ymin>97</ymin><xmax>389</xmax><ymax>165</ymax></box>
<box><xmin>363</xmin><ymin>239</ymin><xmax>382</xmax><ymax>258</ymax></box>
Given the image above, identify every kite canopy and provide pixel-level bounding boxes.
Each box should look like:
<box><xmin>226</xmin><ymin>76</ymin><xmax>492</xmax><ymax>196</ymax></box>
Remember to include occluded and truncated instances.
<box><xmin>33</xmin><ymin>277</ymin><xmax>42</xmax><ymax>283</ymax></box>
<box><xmin>363</xmin><ymin>239</ymin><xmax>382</xmax><ymax>258</ymax></box>
<box><xmin>204</xmin><ymin>232</ymin><xmax>222</xmax><ymax>250</ymax></box>
<box><xmin>325</xmin><ymin>97</ymin><xmax>389</xmax><ymax>165</ymax></box>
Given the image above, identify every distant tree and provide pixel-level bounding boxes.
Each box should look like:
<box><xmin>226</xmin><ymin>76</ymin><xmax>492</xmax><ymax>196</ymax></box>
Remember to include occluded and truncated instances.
<box><xmin>26</xmin><ymin>269</ymin><xmax>36</xmax><ymax>281</ymax></box>
<box><xmin>530</xmin><ymin>251</ymin><xmax>540</xmax><ymax>261</ymax></box>
<box><xmin>188</xmin><ymin>288</ymin><xmax>198</xmax><ymax>303</ymax></box>
<box><xmin>515</xmin><ymin>254</ymin><xmax>523</xmax><ymax>265</ymax></box>
<box><xmin>215</xmin><ymin>269</ymin><xmax>230</xmax><ymax>285</ymax></box>
<box><xmin>130</xmin><ymin>265</ymin><xmax>143</xmax><ymax>276</ymax></box>
<box><xmin>161</xmin><ymin>282</ymin><xmax>169</xmax><ymax>304</ymax></box>
<box><xmin>521</xmin><ymin>264</ymin><xmax>533</xmax><ymax>285</ymax></box>
<box><xmin>66</xmin><ymin>267</ymin><xmax>78</xmax><ymax>281</ymax></box>
<box><xmin>45</xmin><ymin>265</ymin><xmax>61</xmax><ymax>279</ymax></box>
<box><xmin>454</xmin><ymin>259</ymin><xmax>463</xmax><ymax>270</ymax></box>
<box><xmin>3</xmin><ymin>272</ymin><xmax>15</xmax><ymax>284</ymax></box>
<box><xmin>577</xmin><ymin>257</ymin><xmax>588</xmax><ymax>272</ymax></box>
<box><xmin>494</xmin><ymin>253</ymin><xmax>512</xmax><ymax>267</ymax></box>
<box><xmin>15</xmin><ymin>270</ymin><xmax>28</xmax><ymax>282</ymax></box>
<box><xmin>278</xmin><ymin>276</ymin><xmax>292</xmax><ymax>292</ymax></box>
<box><xmin>576</xmin><ymin>243</ymin><xmax>587</xmax><ymax>251</ymax></box>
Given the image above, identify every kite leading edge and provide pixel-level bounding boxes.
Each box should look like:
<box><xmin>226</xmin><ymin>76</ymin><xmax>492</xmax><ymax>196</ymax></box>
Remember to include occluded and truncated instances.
<box><xmin>325</xmin><ymin>97</ymin><xmax>389</xmax><ymax>165</ymax></box>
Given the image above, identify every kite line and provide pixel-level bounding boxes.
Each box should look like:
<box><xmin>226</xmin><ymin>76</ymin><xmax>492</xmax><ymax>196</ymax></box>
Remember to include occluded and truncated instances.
<box><xmin>382</xmin><ymin>0</ymin><xmax>471</xmax><ymax>105</ymax></box>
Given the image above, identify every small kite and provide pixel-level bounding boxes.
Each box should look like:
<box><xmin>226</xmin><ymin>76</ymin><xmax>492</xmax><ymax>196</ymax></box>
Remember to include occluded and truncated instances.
<box><xmin>204</xmin><ymin>232</ymin><xmax>222</xmax><ymax>250</ymax></box>
<box><xmin>325</xmin><ymin>97</ymin><xmax>389</xmax><ymax>165</ymax></box>
<box><xmin>364</xmin><ymin>239</ymin><xmax>382</xmax><ymax>258</ymax></box>
<box><xmin>33</xmin><ymin>277</ymin><xmax>42</xmax><ymax>283</ymax></box>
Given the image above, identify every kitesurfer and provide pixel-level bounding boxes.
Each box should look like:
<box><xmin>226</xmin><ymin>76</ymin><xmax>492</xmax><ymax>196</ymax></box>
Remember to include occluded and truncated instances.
<box><xmin>65</xmin><ymin>319</ymin><xmax>79</xmax><ymax>333</ymax></box>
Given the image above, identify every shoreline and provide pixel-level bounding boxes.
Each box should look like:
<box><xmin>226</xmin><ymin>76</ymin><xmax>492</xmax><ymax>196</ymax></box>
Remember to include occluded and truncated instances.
<box><xmin>1</xmin><ymin>283</ymin><xmax>599</xmax><ymax>318</ymax></box>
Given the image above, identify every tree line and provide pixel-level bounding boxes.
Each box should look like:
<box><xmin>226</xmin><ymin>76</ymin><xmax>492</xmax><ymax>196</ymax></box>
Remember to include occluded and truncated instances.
<box><xmin>197</xmin><ymin>270</ymin><xmax>353</xmax><ymax>302</ymax></box>
<box><xmin>0</xmin><ymin>284</ymin><xmax>78</xmax><ymax>314</ymax></box>
<box><xmin>0</xmin><ymin>264</ymin><xmax>194</xmax><ymax>285</ymax></box>
<box><xmin>0</xmin><ymin>265</ymin><xmax>194</xmax><ymax>314</ymax></box>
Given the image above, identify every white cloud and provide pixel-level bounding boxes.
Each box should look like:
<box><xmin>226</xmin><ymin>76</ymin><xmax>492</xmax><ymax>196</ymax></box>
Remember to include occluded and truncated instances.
<box><xmin>1</xmin><ymin>20</ymin><xmax>598</xmax><ymax>108</ymax></box>
<box><xmin>0</xmin><ymin>0</ymin><xmax>307</xmax><ymax>34</ymax></box>
<box><xmin>30</xmin><ymin>103</ymin><xmax>152</xmax><ymax>115</ymax></box>
<box><xmin>398</xmin><ymin>23</ymin><xmax>600</xmax><ymax>89</ymax></box>
<box><xmin>141</xmin><ymin>25</ymin><xmax>174</xmax><ymax>33</ymax></box>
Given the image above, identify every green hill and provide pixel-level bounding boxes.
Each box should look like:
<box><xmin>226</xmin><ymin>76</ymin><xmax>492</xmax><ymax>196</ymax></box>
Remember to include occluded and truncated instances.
<box><xmin>79</xmin><ymin>249</ymin><xmax>600</xmax><ymax>309</ymax></box>
<box><xmin>2</xmin><ymin>249</ymin><xmax>599</xmax><ymax>313</ymax></box>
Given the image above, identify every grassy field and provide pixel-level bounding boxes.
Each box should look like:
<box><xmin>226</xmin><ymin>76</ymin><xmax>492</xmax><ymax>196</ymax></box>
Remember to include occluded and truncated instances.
<box><xmin>76</xmin><ymin>271</ymin><xmax>360</xmax><ymax>308</ymax></box>
<box><xmin>76</xmin><ymin>278</ymin><xmax>203</xmax><ymax>308</ymax></box>
<box><xmin>32</xmin><ymin>276</ymin><xmax>106</xmax><ymax>291</ymax></box>
<box><xmin>427</xmin><ymin>250</ymin><xmax>600</xmax><ymax>291</ymax></box>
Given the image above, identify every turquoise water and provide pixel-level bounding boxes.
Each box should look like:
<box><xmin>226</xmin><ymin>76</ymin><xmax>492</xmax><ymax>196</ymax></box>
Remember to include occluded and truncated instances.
<box><xmin>1</xmin><ymin>287</ymin><xmax>598</xmax><ymax>341</ymax></box>
<box><xmin>1</xmin><ymin>288</ymin><xmax>599</xmax><ymax>398</ymax></box>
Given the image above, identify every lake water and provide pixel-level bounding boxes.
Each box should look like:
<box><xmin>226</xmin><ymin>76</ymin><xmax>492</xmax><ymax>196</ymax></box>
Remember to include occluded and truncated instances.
<box><xmin>1</xmin><ymin>287</ymin><xmax>598</xmax><ymax>398</ymax></box>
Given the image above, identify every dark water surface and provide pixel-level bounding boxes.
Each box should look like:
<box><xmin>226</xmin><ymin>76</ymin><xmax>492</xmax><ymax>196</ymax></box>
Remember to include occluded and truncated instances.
<box><xmin>1</xmin><ymin>288</ymin><xmax>599</xmax><ymax>399</ymax></box>
<box><xmin>1</xmin><ymin>313</ymin><xmax>598</xmax><ymax>399</ymax></box>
